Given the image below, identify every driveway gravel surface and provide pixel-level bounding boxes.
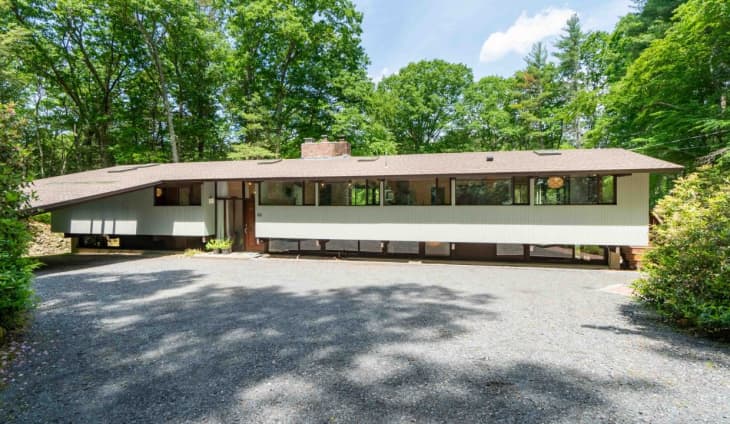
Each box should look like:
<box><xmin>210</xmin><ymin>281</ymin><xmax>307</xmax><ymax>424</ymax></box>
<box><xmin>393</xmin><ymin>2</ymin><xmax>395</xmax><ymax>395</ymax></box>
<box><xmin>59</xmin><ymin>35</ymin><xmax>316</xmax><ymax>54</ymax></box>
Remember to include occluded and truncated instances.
<box><xmin>1</xmin><ymin>255</ymin><xmax>729</xmax><ymax>423</ymax></box>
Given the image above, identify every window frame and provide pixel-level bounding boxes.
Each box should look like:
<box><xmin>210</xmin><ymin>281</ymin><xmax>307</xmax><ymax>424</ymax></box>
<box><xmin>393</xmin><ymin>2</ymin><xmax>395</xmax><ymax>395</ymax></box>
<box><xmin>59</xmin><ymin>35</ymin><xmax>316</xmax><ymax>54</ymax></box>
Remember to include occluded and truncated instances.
<box><xmin>534</xmin><ymin>175</ymin><xmax>617</xmax><ymax>206</ymax></box>
<box><xmin>258</xmin><ymin>180</ymin><xmax>311</xmax><ymax>206</ymax></box>
<box><xmin>153</xmin><ymin>182</ymin><xmax>202</xmax><ymax>206</ymax></box>
<box><xmin>454</xmin><ymin>177</ymin><xmax>515</xmax><ymax>206</ymax></box>
<box><xmin>318</xmin><ymin>179</ymin><xmax>381</xmax><ymax>206</ymax></box>
<box><xmin>383</xmin><ymin>177</ymin><xmax>451</xmax><ymax>206</ymax></box>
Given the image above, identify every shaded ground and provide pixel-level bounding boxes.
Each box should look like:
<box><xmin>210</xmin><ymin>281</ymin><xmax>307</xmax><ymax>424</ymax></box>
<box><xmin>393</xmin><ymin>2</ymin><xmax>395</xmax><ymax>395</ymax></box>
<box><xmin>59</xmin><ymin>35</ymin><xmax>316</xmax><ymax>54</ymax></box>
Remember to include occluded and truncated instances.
<box><xmin>1</xmin><ymin>256</ymin><xmax>728</xmax><ymax>423</ymax></box>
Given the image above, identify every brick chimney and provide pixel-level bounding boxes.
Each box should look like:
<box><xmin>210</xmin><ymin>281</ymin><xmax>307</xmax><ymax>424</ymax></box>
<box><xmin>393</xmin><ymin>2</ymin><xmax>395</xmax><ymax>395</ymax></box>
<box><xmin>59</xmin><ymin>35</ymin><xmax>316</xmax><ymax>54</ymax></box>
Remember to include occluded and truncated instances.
<box><xmin>301</xmin><ymin>135</ymin><xmax>351</xmax><ymax>159</ymax></box>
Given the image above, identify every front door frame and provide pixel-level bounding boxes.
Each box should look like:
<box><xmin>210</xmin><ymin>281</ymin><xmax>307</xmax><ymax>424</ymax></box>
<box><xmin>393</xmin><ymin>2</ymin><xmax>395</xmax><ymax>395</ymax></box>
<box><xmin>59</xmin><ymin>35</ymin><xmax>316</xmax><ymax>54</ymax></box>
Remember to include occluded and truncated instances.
<box><xmin>243</xmin><ymin>181</ymin><xmax>266</xmax><ymax>252</ymax></box>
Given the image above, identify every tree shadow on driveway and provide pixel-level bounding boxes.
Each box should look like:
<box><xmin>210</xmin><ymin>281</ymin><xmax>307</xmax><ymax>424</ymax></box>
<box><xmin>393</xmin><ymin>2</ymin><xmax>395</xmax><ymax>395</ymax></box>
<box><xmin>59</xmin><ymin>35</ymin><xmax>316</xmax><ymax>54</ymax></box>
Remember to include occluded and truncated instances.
<box><xmin>2</xmin><ymin>267</ymin><xmax>659</xmax><ymax>423</ymax></box>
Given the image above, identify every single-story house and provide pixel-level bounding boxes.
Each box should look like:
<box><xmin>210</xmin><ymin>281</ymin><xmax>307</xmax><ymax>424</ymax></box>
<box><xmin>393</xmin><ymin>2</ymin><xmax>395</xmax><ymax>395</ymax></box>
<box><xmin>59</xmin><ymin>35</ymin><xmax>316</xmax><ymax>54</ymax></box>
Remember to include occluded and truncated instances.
<box><xmin>28</xmin><ymin>138</ymin><xmax>683</xmax><ymax>266</ymax></box>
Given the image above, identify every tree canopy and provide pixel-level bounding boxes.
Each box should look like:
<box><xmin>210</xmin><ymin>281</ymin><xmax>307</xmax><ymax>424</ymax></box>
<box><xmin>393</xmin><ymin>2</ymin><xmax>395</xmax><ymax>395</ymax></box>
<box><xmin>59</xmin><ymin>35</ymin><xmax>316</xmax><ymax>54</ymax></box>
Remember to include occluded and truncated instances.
<box><xmin>0</xmin><ymin>0</ymin><xmax>726</xmax><ymax>178</ymax></box>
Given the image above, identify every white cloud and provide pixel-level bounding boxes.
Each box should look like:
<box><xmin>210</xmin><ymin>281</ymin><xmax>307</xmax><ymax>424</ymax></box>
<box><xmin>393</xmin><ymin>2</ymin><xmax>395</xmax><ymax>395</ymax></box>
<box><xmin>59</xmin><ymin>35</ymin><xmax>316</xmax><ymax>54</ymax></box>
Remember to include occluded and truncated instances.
<box><xmin>479</xmin><ymin>7</ymin><xmax>576</xmax><ymax>63</ymax></box>
<box><xmin>370</xmin><ymin>67</ymin><xmax>391</xmax><ymax>83</ymax></box>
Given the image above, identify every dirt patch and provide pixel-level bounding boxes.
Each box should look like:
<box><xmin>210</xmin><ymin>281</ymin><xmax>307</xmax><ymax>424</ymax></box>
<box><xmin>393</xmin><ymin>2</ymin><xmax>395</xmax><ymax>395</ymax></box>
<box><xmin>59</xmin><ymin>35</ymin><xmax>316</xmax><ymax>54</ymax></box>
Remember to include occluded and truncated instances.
<box><xmin>27</xmin><ymin>221</ymin><xmax>71</xmax><ymax>257</ymax></box>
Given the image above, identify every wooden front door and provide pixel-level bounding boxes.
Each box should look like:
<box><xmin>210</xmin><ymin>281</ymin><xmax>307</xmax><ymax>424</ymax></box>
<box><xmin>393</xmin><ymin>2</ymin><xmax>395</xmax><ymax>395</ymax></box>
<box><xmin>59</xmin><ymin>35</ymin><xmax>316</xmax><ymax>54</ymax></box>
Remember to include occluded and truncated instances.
<box><xmin>243</xmin><ymin>185</ymin><xmax>266</xmax><ymax>252</ymax></box>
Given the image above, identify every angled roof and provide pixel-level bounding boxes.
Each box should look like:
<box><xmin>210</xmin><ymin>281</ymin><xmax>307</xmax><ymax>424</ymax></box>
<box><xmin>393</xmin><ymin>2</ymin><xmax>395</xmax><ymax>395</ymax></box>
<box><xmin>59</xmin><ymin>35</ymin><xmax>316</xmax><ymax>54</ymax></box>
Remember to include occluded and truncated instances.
<box><xmin>28</xmin><ymin>148</ymin><xmax>683</xmax><ymax>211</ymax></box>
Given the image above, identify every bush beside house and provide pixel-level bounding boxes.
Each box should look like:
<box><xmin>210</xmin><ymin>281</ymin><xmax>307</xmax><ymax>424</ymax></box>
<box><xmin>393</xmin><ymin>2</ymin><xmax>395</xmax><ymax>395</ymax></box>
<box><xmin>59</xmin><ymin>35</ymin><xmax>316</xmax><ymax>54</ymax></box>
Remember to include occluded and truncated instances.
<box><xmin>633</xmin><ymin>154</ymin><xmax>730</xmax><ymax>335</ymax></box>
<box><xmin>0</xmin><ymin>104</ymin><xmax>36</xmax><ymax>338</ymax></box>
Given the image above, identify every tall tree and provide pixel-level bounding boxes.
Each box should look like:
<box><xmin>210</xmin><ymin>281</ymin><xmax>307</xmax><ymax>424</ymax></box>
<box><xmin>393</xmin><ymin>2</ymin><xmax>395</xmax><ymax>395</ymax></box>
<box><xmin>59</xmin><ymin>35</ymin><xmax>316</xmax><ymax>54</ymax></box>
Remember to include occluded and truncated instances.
<box><xmin>7</xmin><ymin>0</ymin><xmax>138</xmax><ymax>168</ymax></box>
<box><xmin>603</xmin><ymin>0</ymin><xmax>688</xmax><ymax>82</ymax></box>
<box><xmin>133</xmin><ymin>0</ymin><xmax>180</xmax><ymax>162</ymax></box>
<box><xmin>592</xmin><ymin>0</ymin><xmax>730</xmax><ymax>164</ymax></box>
<box><xmin>221</xmin><ymin>0</ymin><xmax>368</xmax><ymax>157</ymax></box>
<box><xmin>512</xmin><ymin>43</ymin><xmax>564</xmax><ymax>149</ymax></box>
<box><xmin>373</xmin><ymin>59</ymin><xmax>473</xmax><ymax>153</ymax></box>
<box><xmin>554</xmin><ymin>14</ymin><xmax>585</xmax><ymax>146</ymax></box>
<box><xmin>453</xmin><ymin>75</ymin><xmax>519</xmax><ymax>151</ymax></box>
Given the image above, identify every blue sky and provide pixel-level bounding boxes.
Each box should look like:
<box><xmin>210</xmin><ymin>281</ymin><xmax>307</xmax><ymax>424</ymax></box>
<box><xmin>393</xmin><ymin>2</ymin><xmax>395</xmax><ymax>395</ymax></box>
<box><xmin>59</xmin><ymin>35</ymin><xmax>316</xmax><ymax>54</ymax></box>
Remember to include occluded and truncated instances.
<box><xmin>353</xmin><ymin>0</ymin><xmax>633</xmax><ymax>81</ymax></box>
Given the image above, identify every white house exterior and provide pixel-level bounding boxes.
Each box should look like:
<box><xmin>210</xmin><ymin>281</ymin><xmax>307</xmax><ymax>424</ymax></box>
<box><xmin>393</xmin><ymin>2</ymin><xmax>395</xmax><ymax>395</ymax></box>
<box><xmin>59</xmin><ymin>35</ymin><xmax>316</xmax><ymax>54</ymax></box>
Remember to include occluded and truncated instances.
<box><xmin>30</xmin><ymin>141</ymin><xmax>682</xmax><ymax>266</ymax></box>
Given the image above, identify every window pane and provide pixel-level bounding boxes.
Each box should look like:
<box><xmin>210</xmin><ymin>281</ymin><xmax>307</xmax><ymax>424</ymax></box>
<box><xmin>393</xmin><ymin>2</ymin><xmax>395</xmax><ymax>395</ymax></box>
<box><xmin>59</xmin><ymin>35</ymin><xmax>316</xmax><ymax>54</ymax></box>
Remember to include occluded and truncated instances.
<box><xmin>513</xmin><ymin>177</ymin><xmax>529</xmax><ymax>205</ymax></box>
<box><xmin>387</xmin><ymin>241</ymin><xmax>419</xmax><ymax>254</ymax></box>
<box><xmin>575</xmin><ymin>245</ymin><xmax>605</xmax><ymax>261</ymax></box>
<box><xmin>530</xmin><ymin>245</ymin><xmax>573</xmax><ymax>259</ymax></box>
<box><xmin>600</xmin><ymin>176</ymin><xmax>615</xmax><ymax>204</ymax></box>
<box><xmin>303</xmin><ymin>181</ymin><xmax>316</xmax><ymax>206</ymax></box>
<box><xmin>350</xmin><ymin>179</ymin><xmax>380</xmax><ymax>206</ymax></box>
<box><xmin>534</xmin><ymin>177</ymin><xmax>569</xmax><ymax>205</ymax></box>
<box><xmin>260</xmin><ymin>181</ymin><xmax>303</xmax><ymax>205</ymax></box>
<box><xmin>570</xmin><ymin>176</ymin><xmax>598</xmax><ymax>204</ymax></box>
<box><xmin>190</xmin><ymin>184</ymin><xmax>202</xmax><ymax>205</ymax></box>
<box><xmin>497</xmin><ymin>243</ymin><xmax>524</xmax><ymax>256</ymax></box>
<box><xmin>154</xmin><ymin>183</ymin><xmax>202</xmax><ymax>206</ymax></box>
<box><xmin>456</xmin><ymin>178</ymin><xmax>512</xmax><ymax>205</ymax></box>
<box><xmin>384</xmin><ymin>179</ymin><xmax>447</xmax><ymax>205</ymax></box>
<box><xmin>425</xmin><ymin>241</ymin><xmax>450</xmax><ymax>256</ymax></box>
<box><xmin>269</xmin><ymin>239</ymin><xmax>299</xmax><ymax>252</ymax></box>
<box><xmin>179</xmin><ymin>186</ymin><xmax>191</xmax><ymax>206</ymax></box>
<box><xmin>321</xmin><ymin>180</ymin><xmax>379</xmax><ymax>206</ymax></box>
<box><xmin>359</xmin><ymin>240</ymin><xmax>383</xmax><ymax>253</ymax></box>
<box><xmin>325</xmin><ymin>239</ymin><xmax>358</xmax><ymax>251</ymax></box>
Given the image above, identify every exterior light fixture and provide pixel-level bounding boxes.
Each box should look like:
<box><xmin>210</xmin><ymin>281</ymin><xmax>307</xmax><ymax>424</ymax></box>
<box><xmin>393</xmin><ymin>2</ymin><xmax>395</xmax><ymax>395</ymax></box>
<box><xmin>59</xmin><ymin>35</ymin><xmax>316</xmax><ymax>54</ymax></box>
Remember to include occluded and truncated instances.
<box><xmin>547</xmin><ymin>176</ymin><xmax>565</xmax><ymax>189</ymax></box>
<box><xmin>155</xmin><ymin>187</ymin><xmax>163</xmax><ymax>197</ymax></box>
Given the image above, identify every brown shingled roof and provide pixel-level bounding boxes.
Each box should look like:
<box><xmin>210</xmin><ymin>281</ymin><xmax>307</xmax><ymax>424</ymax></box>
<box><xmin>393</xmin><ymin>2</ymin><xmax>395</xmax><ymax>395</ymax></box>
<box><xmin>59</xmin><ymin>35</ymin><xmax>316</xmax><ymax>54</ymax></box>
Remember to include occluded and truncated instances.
<box><xmin>27</xmin><ymin>148</ymin><xmax>683</xmax><ymax>211</ymax></box>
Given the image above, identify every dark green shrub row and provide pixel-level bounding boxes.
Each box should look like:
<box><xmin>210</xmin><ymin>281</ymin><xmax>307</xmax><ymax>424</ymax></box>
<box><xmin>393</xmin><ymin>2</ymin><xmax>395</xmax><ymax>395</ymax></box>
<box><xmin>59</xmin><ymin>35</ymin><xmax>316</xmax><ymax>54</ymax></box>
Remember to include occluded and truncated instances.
<box><xmin>633</xmin><ymin>154</ymin><xmax>730</xmax><ymax>334</ymax></box>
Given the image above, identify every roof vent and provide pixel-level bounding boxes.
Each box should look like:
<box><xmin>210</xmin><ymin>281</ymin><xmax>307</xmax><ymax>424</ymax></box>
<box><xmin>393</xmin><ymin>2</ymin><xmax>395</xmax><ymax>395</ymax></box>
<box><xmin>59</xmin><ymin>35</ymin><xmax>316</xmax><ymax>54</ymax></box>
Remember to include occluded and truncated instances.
<box><xmin>257</xmin><ymin>159</ymin><xmax>282</xmax><ymax>165</ymax></box>
<box><xmin>486</xmin><ymin>156</ymin><xmax>494</xmax><ymax>162</ymax></box>
<box><xmin>534</xmin><ymin>150</ymin><xmax>562</xmax><ymax>156</ymax></box>
<box><xmin>107</xmin><ymin>163</ymin><xmax>160</xmax><ymax>173</ymax></box>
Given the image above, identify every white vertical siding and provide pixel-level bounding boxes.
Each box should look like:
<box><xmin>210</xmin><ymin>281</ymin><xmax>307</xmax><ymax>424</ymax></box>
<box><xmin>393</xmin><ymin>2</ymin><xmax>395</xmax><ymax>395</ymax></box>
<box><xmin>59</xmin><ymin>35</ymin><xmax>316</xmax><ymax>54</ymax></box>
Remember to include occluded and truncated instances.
<box><xmin>256</xmin><ymin>173</ymin><xmax>650</xmax><ymax>246</ymax></box>
<box><xmin>51</xmin><ymin>182</ymin><xmax>215</xmax><ymax>237</ymax></box>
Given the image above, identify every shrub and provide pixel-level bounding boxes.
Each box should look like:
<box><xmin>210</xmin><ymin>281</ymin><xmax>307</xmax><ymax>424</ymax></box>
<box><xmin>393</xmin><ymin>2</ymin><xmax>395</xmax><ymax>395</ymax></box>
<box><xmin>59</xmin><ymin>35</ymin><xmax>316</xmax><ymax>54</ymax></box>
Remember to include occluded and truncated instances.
<box><xmin>204</xmin><ymin>238</ymin><xmax>232</xmax><ymax>251</ymax></box>
<box><xmin>633</xmin><ymin>154</ymin><xmax>730</xmax><ymax>334</ymax></box>
<box><xmin>31</xmin><ymin>212</ymin><xmax>51</xmax><ymax>225</ymax></box>
<box><xmin>0</xmin><ymin>103</ymin><xmax>37</xmax><ymax>335</ymax></box>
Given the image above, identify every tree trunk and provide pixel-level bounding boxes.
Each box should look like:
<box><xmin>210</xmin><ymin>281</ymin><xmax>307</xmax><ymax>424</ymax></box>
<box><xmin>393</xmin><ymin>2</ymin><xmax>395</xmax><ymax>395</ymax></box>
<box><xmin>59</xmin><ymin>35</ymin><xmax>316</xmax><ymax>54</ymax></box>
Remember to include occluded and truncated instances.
<box><xmin>136</xmin><ymin>14</ymin><xmax>179</xmax><ymax>163</ymax></box>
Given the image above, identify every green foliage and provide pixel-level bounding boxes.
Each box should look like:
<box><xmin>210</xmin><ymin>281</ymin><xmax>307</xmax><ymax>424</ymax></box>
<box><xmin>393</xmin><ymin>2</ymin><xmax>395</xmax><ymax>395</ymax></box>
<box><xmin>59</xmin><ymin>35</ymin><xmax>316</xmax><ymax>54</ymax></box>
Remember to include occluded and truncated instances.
<box><xmin>0</xmin><ymin>103</ymin><xmax>37</xmax><ymax>334</ymax></box>
<box><xmin>227</xmin><ymin>144</ymin><xmax>277</xmax><ymax>160</ymax></box>
<box><xmin>591</xmin><ymin>0</ymin><xmax>728</xmax><ymax>165</ymax></box>
<box><xmin>3</xmin><ymin>0</ymin><xmax>227</xmax><ymax>173</ymax></box>
<box><xmin>222</xmin><ymin>0</ymin><xmax>368</xmax><ymax>157</ymax></box>
<box><xmin>31</xmin><ymin>212</ymin><xmax>51</xmax><ymax>225</ymax></box>
<box><xmin>373</xmin><ymin>60</ymin><xmax>473</xmax><ymax>153</ymax></box>
<box><xmin>205</xmin><ymin>238</ymin><xmax>232</xmax><ymax>251</ymax></box>
<box><xmin>633</xmin><ymin>155</ymin><xmax>730</xmax><ymax>334</ymax></box>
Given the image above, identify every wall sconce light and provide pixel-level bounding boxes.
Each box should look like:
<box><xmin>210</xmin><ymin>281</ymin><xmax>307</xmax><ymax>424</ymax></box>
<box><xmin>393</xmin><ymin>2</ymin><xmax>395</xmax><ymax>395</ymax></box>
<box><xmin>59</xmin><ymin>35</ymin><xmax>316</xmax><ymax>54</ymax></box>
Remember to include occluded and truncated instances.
<box><xmin>155</xmin><ymin>187</ymin><xmax>163</xmax><ymax>197</ymax></box>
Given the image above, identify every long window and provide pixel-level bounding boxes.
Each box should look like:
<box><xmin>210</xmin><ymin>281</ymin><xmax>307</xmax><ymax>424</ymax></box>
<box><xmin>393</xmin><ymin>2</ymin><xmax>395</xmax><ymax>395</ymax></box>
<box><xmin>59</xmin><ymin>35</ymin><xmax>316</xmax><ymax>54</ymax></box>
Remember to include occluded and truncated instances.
<box><xmin>319</xmin><ymin>179</ymin><xmax>380</xmax><ymax>206</ymax></box>
<box><xmin>455</xmin><ymin>178</ymin><xmax>513</xmax><ymax>205</ymax></box>
<box><xmin>534</xmin><ymin>175</ymin><xmax>616</xmax><ymax>205</ymax></box>
<box><xmin>259</xmin><ymin>181</ymin><xmax>316</xmax><ymax>205</ymax></box>
<box><xmin>154</xmin><ymin>183</ymin><xmax>202</xmax><ymax>206</ymax></box>
<box><xmin>384</xmin><ymin>178</ymin><xmax>450</xmax><ymax>205</ymax></box>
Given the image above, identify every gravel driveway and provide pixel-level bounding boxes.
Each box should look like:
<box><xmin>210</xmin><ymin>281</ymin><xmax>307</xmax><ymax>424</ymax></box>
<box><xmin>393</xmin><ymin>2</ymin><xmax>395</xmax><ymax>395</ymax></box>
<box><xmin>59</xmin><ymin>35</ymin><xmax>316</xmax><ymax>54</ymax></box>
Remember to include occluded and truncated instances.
<box><xmin>1</xmin><ymin>255</ymin><xmax>729</xmax><ymax>423</ymax></box>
